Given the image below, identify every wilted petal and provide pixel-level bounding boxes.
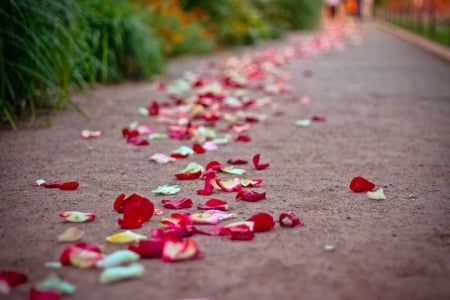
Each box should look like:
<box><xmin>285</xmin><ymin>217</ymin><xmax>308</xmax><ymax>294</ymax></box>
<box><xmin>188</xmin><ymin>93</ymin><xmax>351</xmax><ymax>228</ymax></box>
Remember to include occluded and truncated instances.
<box><xmin>149</xmin><ymin>153</ymin><xmax>177</xmax><ymax>163</ymax></box>
<box><xmin>197</xmin><ymin>198</ymin><xmax>229</xmax><ymax>211</ymax></box>
<box><xmin>162</xmin><ymin>198</ymin><xmax>193</xmax><ymax>209</ymax></box>
<box><xmin>247</xmin><ymin>213</ymin><xmax>275</xmax><ymax>232</ymax></box>
<box><xmin>34</xmin><ymin>273</ymin><xmax>76</xmax><ymax>295</ymax></box>
<box><xmin>279</xmin><ymin>213</ymin><xmax>304</xmax><ymax>228</ymax></box>
<box><xmin>106</xmin><ymin>231</ymin><xmax>147</xmax><ymax>244</ymax></box>
<box><xmin>367</xmin><ymin>188</ymin><xmax>386</xmax><ymax>200</ymax></box>
<box><xmin>252</xmin><ymin>154</ymin><xmax>269</xmax><ymax>170</ymax></box>
<box><xmin>236</xmin><ymin>189</ymin><xmax>266</xmax><ymax>202</ymax></box>
<box><xmin>162</xmin><ymin>239</ymin><xmax>201</xmax><ymax>262</ymax></box>
<box><xmin>59</xmin><ymin>211</ymin><xmax>95</xmax><ymax>223</ymax></box>
<box><xmin>99</xmin><ymin>263</ymin><xmax>145</xmax><ymax>284</ymax></box>
<box><xmin>57</xmin><ymin>227</ymin><xmax>84</xmax><ymax>242</ymax></box>
<box><xmin>349</xmin><ymin>176</ymin><xmax>375</xmax><ymax>192</ymax></box>
<box><xmin>96</xmin><ymin>250</ymin><xmax>140</xmax><ymax>268</ymax></box>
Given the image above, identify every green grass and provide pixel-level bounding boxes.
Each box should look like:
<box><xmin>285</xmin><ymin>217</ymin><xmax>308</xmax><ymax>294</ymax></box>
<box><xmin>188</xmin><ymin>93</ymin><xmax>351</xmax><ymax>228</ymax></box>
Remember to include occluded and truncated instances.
<box><xmin>389</xmin><ymin>19</ymin><xmax>450</xmax><ymax>47</ymax></box>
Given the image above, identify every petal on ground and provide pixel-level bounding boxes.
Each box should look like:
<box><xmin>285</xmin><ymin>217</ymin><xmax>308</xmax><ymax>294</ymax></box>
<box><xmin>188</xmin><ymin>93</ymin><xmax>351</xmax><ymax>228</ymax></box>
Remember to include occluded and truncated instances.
<box><xmin>96</xmin><ymin>250</ymin><xmax>140</xmax><ymax>268</ymax></box>
<box><xmin>57</xmin><ymin>227</ymin><xmax>84</xmax><ymax>242</ymax></box>
<box><xmin>236</xmin><ymin>189</ymin><xmax>266</xmax><ymax>202</ymax></box>
<box><xmin>106</xmin><ymin>231</ymin><xmax>147</xmax><ymax>244</ymax></box>
<box><xmin>247</xmin><ymin>212</ymin><xmax>275</xmax><ymax>232</ymax></box>
<box><xmin>197</xmin><ymin>198</ymin><xmax>229</xmax><ymax>211</ymax></box>
<box><xmin>162</xmin><ymin>197</ymin><xmax>193</xmax><ymax>209</ymax></box>
<box><xmin>99</xmin><ymin>263</ymin><xmax>145</xmax><ymax>284</ymax></box>
<box><xmin>59</xmin><ymin>211</ymin><xmax>95</xmax><ymax>223</ymax></box>
<box><xmin>349</xmin><ymin>176</ymin><xmax>375</xmax><ymax>192</ymax></box>
<box><xmin>279</xmin><ymin>212</ymin><xmax>304</xmax><ymax>228</ymax></box>
<box><xmin>252</xmin><ymin>153</ymin><xmax>270</xmax><ymax>170</ymax></box>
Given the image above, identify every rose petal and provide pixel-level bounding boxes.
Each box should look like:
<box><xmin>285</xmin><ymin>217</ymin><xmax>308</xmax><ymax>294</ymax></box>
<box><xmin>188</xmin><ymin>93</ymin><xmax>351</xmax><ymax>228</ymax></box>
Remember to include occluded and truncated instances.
<box><xmin>113</xmin><ymin>194</ymin><xmax>126</xmax><ymax>213</ymax></box>
<box><xmin>235</xmin><ymin>134</ymin><xmax>251</xmax><ymax>142</ymax></box>
<box><xmin>149</xmin><ymin>153</ymin><xmax>177</xmax><ymax>164</ymax></box>
<box><xmin>43</xmin><ymin>180</ymin><xmax>63</xmax><ymax>188</ymax></box>
<box><xmin>127</xmin><ymin>137</ymin><xmax>149</xmax><ymax>146</ymax></box>
<box><xmin>202</xmin><ymin>141</ymin><xmax>218</xmax><ymax>151</ymax></box>
<box><xmin>96</xmin><ymin>250</ymin><xmax>140</xmax><ymax>268</ymax></box>
<box><xmin>59</xmin><ymin>181</ymin><xmax>79</xmax><ymax>190</ymax></box>
<box><xmin>252</xmin><ymin>153</ymin><xmax>270</xmax><ymax>170</ymax></box>
<box><xmin>367</xmin><ymin>188</ymin><xmax>386</xmax><ymax>200</ymax></box>
<box><xmin>162</xmin><ymin>239</ymin><xmax>201</xmax><ymax>262</ymax></box>
<box><xmin>236</xmin><ymin>189</ymin><xmax>266</xmax><ymax>202</ymax></box>
<box><xmin>99</xmin><ymin>263</ymin><xmax>145</xmax><ymax>284</ymax></box>
<box><xmin>0</xmin><ymin>271</ymin><xmax>27</xmax><ymax>289</ymax></box>
<box><xmin>149</xmin><ymin>101</ymin><xmax>159</xmax><ymax>116</ymax></box>
<box><xmin>57</xmin><ymin>227</ymin><xmax>84</xmax><ymax>242</ymax></box>
<box><xmin>31</xmin><ymin>179</ymin><xmax>47</xmax><ymax>186</ymax></box>
<box><xmin>311</xmin><ymin>115</ymin><xmax>326</xmax><ymax>122</ymax></box>
<box><xmin>247</xmin><ymin>213</ymin><xmax>275</xmax><ymax>232</ymax></box>
<box><xmin>295</xmin><ymin>119</ymin><xmax>312</xmax><ymax>127</ymax></box>
<box><xmin>106</xmin><ymin>231</ymin><xmax>147</xmax><ymax>244</ymax></box>
<box><xmin>128</xmin><ymin>239</ymin><xmax>166</xmax><ymax>258</ymax></box>
<box><xmin>349</xmin><ymin>176</ymin><xmax>375</xmax><ymax>192</ymax></box>
<box><xmin>117</xmin><ymin>194</ymin><xmax>155</xmax><ymax>229</ymax></box>
<box><xmin>205</xmin><ymin>161</ymin><xmax>223</xmax><ymax>172</ymax></box>
<box><xmin>59</xmin><ymin>211</ymin><xmax>95</xmax><ymax>223</ymax></box>
<box><xmin>223</xmin><ymin>222</ymin><xmax>255</xmax><ymax>241</ymax></box>
<box><xmin>279</xmin><ymin>212</ymin><xmax>304</xmax><ymax>228</ymax></box>
<box><xmin>197</xmin><ymin>198</ymin><xmax>229</xmax><ymax>211</ymax></box>
<box><xmin>197</xmin><ymin>172</ymin><xmax>216</xmax><ymax>196</ymax></box>
<box><xmin>240</xmin><ymin>178</ymin><xmax>263</xmax><ymax>187</ymax></box>
<box><xmin>189</xmin><ymin>212</ymin><xmax>219</xmax><ymax>225</ymax></box>
<box><xmin>34</xmin><ymin>273</ymin><xmax>76</xmax><ymax>295</ymax></box>
<box><xmin>175</xmin><ymin>162</ymin><xmax>204</xmax><ymax>180</ymax></box>
<box><xmin>226</xmin><ymin>159</ymin><xmax>248</xmax><ymax>165</ymax></box>
<box><xmin>192</xmin><ymin>143</ymin><xmax>205</xmax><ymax>154</ymax></box>
<box><xmin>152</xmin><ymin>185</ymin><xmax>181</xmax><ymax>195</ymax></box>
<box><xmin>59</xmin><ymin>242</ymin><xmax>103</xmax><ymax>268</ymax></box>
<box><xmin>220</xmin><ymin>166</ymin><xmax>246</xmax><ymax>175</ymax></box>
<box><xmin>162</xmin><ymin>198</ymin><xmax>193</xmax><ymax>209</ymax></box>
<box><xmin>30</xmin><ymin>288</ymin><xmax>60</xmax><ymax>300</ymax></box>
<box><xmin>81</xmin><ymin>130</ymin><xmax>101</xmax><ymax>139</ymax></box>
<box><xmin>216</xmin><ymin>178</ymin><xmax>242</xmax><ymax>192</ymax></box>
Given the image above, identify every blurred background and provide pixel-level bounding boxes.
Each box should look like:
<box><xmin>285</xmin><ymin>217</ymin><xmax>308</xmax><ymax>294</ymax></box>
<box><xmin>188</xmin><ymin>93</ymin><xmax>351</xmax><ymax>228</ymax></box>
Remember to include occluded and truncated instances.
<box><xmin>0</xmin><ymin>0</ymin><xmax>448</xmax><ymax>128</ymax></box>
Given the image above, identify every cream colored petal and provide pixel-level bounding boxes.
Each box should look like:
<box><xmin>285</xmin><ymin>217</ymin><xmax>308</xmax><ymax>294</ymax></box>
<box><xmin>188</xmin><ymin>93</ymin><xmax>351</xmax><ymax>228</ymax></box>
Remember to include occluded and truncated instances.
<box><xmin>367</xmin><ymin>188</ymin><xmax>386</xmax><ymax>200</ymax></box>
<box><xmin>57</xmin><ymin>227</ymin><xmax>84</xmax><ymax>242</ymax></box>
<box><xmin>99</xmin><ymin>263</ymin><xmax>144</xmax><ymax>284</ymax></box>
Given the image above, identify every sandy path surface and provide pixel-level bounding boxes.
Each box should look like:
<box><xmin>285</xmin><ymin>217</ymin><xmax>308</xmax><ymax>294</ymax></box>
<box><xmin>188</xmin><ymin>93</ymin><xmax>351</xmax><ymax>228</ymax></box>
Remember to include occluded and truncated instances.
<box><xmin>1</xmin><ymin>22</ymin><xmax>450</xmax><ymax>300</ymax></box>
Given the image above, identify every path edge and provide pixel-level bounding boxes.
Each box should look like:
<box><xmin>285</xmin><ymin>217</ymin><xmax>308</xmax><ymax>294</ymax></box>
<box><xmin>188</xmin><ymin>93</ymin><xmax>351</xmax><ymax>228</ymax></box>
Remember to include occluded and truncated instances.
<box><xmin>374</xmin><ymin>19</ymin><xmax>450</xmax><ymax>64</ymax></box>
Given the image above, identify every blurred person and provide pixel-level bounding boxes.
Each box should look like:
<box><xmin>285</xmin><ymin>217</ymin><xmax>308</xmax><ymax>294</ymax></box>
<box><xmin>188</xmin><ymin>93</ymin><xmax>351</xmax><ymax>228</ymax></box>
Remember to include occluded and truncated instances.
<box><xmin>325</xmin><ymin>0</ymin><xmax>341</xmax><ymax>19</ymax></box>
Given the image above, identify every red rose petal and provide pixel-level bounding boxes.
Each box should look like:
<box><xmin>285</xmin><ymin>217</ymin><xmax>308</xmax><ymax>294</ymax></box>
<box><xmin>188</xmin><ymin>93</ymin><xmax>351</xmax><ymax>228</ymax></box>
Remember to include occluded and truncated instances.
<box><xmin>162</xmin><ymin>197</ymin><xmax>193</xmax><ymax>209</ymax></box>
<box><xmin>127</xmin><ymin>137</ymin><xmax>149</xmax><ymax>146</ymax></box>
<box><xmin>349</xmin><ymin>176</ymin><xmax>375</xmax><ymax>193</ymax></box>
<box><xmin>59</xmin><ymin>181</ymin><xmax>79</xmax><ymax>190</ymax></box>
<box><xmin>128</xmin><ymin>239</ymin><xmax>165</xmax><ymax>258</ymax></box>
<box><xmin>226</xmin><ymin>159</ymin><xmax>248</xmax><ymax>165</ymax></box>
<box><xmin>192</xmin><ymin>143</ymin><xmax>206</xmax><ymax>154</ymax></box>
<box><xmin>175</xmin><ymin>170</ymin><xmax>202</xmax><ymax>180</ymax></box>
<box><xmin>30</xmin><ymin>288</ymin><xmax>60</xmax><ymax>300</ymax></box>
<box><xmin>225</xmin><ymin>225</ymin><xmax>255</xmax><ymax>241</ymax></box>
<box><xmin>197</xmin><ymin>198</ymin><xmax>229</xmax><ymax>211</ymax></box>
<box><xmin>252</xmin><ymin>153</ymin><xmax>270</xmax><ymax>170</ymax></box>
<box><xmin>117</xmin><ymin>194</ymin><xmax>154</xmax><ymax>229</ymax></box>
<box><xmin>247</xmin><ymin>212</ymin><xmax>275</xmax><ymax>232</ymax></box>
<box><xmin>59</xmin><ymin>242</ymin><xmax>102</xmax><ymax>265</ymax></box>
<box><xmin>149</xmin><ymin>101</ymin><xmax>159</xmax><ymax>116</ymax></box>
<box><xmin>311</xmin><ymin>115</ymin><xmax>326</xmax><ymax>122</ymax></box>
<box><xmin>279</xmin><ymin>212</ymin><xmax>304</xmax><ymax>228</ymax></box>
<box><xmin>236</xmin><ymin>189</ymin><xmax>266</xmax><ymax>202</ymax></box>
<box><xmin>113</xmin><ymin>194</ymin><xmax>126</xmax><ymax>213</ymax></box>
<box><xmin>205</xmin><ymin>161</ymin><xmax>223</xmax><ymax>172</ymax></box>
<box><xmin>170</xmin><ymin>153</ymin><xmax>189</xmax><ymax>159</ymax></box>
<box><xmin>235</xmin><ymin>134</ymin><xmax>251</xmax><ymax>142</ymax></box>
<box><xmin>0</xmin><ymin>271</ymin><xmax>27</xmax><ymax>287</ymax></box>
<box><xmin>42</xmin><ymin>180</ymin><xmax>63</xmax><ymax>188</ymax></box>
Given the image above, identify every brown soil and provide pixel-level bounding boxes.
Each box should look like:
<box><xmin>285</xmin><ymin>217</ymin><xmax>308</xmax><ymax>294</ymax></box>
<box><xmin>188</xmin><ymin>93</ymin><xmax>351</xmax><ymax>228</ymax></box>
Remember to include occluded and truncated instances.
<box><xmin>1</xmin><ymin>22</ymin><xmax>450</xmax><ymax>300</ymax></box>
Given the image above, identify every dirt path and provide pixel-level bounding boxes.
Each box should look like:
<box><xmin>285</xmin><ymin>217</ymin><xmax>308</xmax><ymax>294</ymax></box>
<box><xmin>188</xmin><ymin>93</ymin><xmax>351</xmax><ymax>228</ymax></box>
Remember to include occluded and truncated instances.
<box><xmin>1</xmin><ymin>22</ymin><xmax>450</xmax><ymax>300</ymax></box>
